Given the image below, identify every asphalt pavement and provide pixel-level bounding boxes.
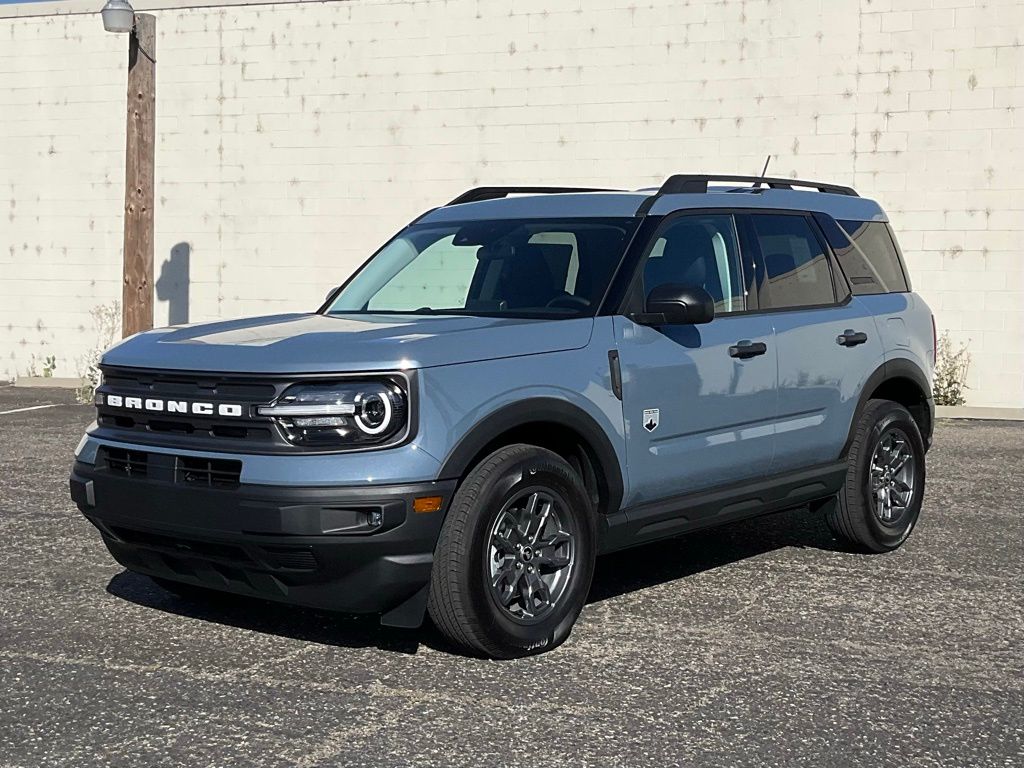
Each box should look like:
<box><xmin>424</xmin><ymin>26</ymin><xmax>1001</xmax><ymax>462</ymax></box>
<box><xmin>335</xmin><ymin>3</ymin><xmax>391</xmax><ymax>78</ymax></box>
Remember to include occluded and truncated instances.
<box><xmin>1</xmin><ymin>384</ymin><xmax>1021</xmax><ymax>767</ymax></box>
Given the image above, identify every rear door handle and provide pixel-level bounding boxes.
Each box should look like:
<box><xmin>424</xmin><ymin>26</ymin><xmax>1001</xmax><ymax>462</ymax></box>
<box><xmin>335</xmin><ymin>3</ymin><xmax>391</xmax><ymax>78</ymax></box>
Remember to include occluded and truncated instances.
<box><xmin>729</xmin><ymin>340</ymin><xmax>768</xmax><ymax>359</ymax></box>
<box><xmin>836</xmin><ymin>329</ymin><xmax>868</xmax><ymax>347</ymax></box>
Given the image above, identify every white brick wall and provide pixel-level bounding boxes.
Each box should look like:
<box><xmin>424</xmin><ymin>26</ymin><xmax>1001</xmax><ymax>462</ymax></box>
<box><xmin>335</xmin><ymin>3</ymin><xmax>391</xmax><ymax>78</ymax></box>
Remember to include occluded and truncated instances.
<box><xmin>1</xmin><ymin>0</ymin><xmax>1022</xmax><ymax>406</ymax></box>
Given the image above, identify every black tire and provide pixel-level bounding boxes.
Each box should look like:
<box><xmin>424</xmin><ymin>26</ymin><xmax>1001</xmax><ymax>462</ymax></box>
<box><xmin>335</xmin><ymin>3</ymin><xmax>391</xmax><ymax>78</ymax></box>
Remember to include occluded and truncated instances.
<box><xmin>427</xmin><ymin>444</ymin><xmax>596</xmax><ymax>658</ymax></box>
<box><xmin>150</xmin><ymin>576</ymin><xmax>230</xmax><ymax>603</ymax></box>
<box><xmin>825</xmin><ymin>399</ymin><xmax>926</xmax><ymax>552</ymax></box>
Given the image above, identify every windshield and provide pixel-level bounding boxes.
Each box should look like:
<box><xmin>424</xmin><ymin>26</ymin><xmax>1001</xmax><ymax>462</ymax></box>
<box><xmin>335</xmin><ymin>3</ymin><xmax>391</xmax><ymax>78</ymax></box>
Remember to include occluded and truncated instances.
<box><xmin>325</xmin><ymin>218</ymin><xmax>638</xmax><ymax>318</ymax></box>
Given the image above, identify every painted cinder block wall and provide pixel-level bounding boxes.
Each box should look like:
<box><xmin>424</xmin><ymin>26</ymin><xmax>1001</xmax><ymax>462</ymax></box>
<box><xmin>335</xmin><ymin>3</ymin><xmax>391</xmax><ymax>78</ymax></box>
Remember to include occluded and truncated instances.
<box><xmin>1</xmin><ymin>0</ymin><xmax>1021</xmax><ymax>406</ymax></box>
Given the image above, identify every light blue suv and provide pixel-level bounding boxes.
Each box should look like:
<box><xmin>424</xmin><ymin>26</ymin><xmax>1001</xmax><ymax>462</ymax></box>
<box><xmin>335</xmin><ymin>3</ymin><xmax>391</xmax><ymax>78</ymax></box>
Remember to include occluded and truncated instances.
<box><xmin>70</xmin><ymin>175</ymin><xmax>935</xmax><ymax>657</ymax></box>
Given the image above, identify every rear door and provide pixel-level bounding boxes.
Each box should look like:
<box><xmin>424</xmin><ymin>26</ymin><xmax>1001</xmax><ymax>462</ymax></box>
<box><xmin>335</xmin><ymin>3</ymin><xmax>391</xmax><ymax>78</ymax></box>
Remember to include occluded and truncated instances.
<box><xmin>743</xmin><ymin>212</ymin><xmax>885</xmax><ymax>474</ymax></box>
<box><xmin>614</xmin><ymin>212</ymin><xmax>777</xmax><ymax>506</ymax></box>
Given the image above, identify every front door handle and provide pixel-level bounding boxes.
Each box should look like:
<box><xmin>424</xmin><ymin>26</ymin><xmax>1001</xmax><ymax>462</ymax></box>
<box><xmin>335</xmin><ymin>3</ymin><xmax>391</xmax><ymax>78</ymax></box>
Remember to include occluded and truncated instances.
<box><xmin>729</xmin><ymin>340</ymin><xmax>768</xmax><ymax>359</ymax></box>
<box><xmin>836</xmin><ymin>329</ymin><xmax>868</xmax><ymax>347</ymax></box>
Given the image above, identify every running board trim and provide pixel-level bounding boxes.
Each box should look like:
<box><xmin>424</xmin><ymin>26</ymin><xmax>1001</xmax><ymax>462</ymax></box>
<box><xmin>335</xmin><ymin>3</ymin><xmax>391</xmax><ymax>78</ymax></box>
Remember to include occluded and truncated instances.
<box><xmin>599</xmin><ymin>461</ymin><xmax>847</xmax><ymax>554</ymax></box>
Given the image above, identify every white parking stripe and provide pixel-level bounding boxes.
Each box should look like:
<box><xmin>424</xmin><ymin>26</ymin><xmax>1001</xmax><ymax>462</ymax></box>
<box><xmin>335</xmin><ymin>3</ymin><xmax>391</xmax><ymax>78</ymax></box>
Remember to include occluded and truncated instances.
<box><xmin>0</xmin><ymin>404</ymin><xmax>62</xmax><ymax>415</ymax></box>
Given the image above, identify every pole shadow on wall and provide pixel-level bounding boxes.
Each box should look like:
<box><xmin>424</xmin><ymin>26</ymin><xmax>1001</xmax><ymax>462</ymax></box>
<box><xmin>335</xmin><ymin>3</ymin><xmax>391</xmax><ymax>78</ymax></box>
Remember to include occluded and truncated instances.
<box><xmin>156</xmin><ymin>242</ymin><xmax>190</xmax><ymax>326</ymax></box>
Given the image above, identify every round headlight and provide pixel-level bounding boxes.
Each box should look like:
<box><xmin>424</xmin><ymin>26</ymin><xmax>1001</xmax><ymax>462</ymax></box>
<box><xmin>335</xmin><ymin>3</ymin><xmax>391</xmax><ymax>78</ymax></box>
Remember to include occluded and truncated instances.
<box><xmin>258</xmin><ymin>378</ymin><xmax>408</xmax><ymax>448</ymax></box>
<box><xmin>355</xmin><ymin>389</ymin><xmax>392</xmax><ymax>434</ymax></box>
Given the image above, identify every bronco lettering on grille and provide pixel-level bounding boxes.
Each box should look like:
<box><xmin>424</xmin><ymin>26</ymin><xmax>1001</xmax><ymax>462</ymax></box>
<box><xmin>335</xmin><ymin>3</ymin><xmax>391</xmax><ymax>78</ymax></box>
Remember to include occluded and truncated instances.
<box><xmin>103</xmin><ymin>394</ymin><xmax>244</xmax><ymax>418</ymax></box>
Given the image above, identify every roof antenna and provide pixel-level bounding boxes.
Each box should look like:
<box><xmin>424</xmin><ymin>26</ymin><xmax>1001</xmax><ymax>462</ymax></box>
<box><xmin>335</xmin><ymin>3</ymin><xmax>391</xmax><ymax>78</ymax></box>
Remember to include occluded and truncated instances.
<box><xmin>755</xmin><ymin>155</ymin><xmax>771</xmax><ymax>188</ymax></box>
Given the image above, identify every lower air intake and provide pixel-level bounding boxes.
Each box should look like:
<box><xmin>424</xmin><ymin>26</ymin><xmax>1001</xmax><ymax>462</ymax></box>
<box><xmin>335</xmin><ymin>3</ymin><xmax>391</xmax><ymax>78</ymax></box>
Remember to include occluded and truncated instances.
<box><xmin>175</xmin><ymin>456</ymin><xmax>242</xmax><ymax>489</ymax></box>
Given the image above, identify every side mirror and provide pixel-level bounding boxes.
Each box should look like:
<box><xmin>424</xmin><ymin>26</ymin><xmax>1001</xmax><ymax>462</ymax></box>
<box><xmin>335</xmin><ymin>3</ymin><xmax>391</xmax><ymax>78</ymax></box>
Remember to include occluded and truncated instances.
<box><xmin>324</xmin><ymin>286</ymin><xmax>340</xmax><ymax>304</ymax></box>
<box><xmin>644</xmin><ymin>283</ymin><xmax>715</xmax><ymax>325</ymax></box>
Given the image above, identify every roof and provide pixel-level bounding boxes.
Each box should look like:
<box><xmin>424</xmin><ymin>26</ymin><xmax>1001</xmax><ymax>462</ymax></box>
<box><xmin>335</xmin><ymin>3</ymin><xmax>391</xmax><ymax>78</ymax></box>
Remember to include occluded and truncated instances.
<box><xmin>417</xmin><ymin>181</ymin><xmax>888</xmax><ymax>226</ymax></box>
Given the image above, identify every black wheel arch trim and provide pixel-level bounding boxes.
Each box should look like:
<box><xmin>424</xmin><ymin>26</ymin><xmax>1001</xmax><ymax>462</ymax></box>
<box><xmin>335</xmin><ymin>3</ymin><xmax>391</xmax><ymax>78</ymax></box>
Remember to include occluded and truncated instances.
<box><xmin>437</xmin><ymin>398</ymin><xmax>625</xmax><ymax>517</ymax></box>
<box><xmin>843</xmin><ymin>357</ymin><xmax>934</xmax><ymax>457</ymax></box>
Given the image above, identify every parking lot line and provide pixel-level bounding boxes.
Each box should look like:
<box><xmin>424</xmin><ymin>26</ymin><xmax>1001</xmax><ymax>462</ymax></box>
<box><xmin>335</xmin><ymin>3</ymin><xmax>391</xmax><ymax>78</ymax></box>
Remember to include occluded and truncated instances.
<box><xmin>0</xmin><ymin>404</ymin><xmax>62</xmax><ymax>415</ymax></box>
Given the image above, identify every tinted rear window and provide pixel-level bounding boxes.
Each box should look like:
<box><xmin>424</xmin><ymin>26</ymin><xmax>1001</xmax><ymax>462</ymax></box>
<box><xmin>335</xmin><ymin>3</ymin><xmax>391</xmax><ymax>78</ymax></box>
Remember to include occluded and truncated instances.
<box><xmin>835</xmin><ymin>221</ymin><xmax>909</xmax><ymax>294</ymax></box>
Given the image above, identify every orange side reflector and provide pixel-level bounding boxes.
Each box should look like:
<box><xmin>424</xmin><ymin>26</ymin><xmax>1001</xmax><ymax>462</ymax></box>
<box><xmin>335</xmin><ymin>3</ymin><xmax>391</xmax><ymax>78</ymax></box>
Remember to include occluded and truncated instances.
<box><xmin>413</xmin><ymin>496</ymin><xmax>443</xmax><ymax>514</ymax></box>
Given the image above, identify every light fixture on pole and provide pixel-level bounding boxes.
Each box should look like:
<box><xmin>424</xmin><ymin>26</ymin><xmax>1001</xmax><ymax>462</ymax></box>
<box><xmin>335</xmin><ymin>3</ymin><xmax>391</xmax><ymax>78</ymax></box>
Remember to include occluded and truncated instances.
<box><xmin>100</xmin><ymin>0</ymin><xmax>157</xmax><ymax>338</ymax></box>
<box><xmin>100</xmin><ymin>0</ymin><xmax>135</xmax><ymax>34</ymax></box>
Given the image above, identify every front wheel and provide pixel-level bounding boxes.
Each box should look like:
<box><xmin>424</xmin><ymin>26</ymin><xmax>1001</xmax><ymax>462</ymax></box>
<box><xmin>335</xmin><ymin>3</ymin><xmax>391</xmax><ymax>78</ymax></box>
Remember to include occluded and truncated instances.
<box><xmin>825</xmin><ymin>399</ymin><xmax>927</xmax><ymax>552</ymax></box>
<box><xmin>427</xmin><ymin>444</ymin><xmax>596</xmax><ymax>658</ymax></box>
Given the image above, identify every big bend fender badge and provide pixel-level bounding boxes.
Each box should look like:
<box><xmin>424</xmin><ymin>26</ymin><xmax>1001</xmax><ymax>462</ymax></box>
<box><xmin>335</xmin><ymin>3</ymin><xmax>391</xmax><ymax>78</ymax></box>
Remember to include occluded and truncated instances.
<box><xmin>643</xmin><ymin>408</ymin><xmax>659</xmax><ymax>433</ymax></box>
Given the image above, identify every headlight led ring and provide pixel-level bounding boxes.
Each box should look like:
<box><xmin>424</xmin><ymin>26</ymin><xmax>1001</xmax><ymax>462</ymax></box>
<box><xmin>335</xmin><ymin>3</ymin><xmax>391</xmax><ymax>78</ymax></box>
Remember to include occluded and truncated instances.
<box><xmin>354</xmin><ymin>389</ymin><xmax>393</xmax><ymax>435</ymax></box>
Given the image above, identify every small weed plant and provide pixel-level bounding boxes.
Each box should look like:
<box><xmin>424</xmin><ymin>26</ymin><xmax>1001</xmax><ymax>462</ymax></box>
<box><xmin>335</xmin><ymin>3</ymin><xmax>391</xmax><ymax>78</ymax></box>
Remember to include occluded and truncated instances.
<box><xmin>933</xmin><ymin>331</ymin><xmax>971</xmax><ymax>407</ymax></box>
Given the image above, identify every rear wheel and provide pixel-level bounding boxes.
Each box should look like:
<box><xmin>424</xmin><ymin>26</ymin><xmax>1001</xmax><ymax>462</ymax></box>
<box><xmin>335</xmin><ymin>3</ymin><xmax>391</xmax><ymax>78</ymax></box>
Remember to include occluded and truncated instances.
<box><xmin>427</xmin><ymin>444</ymin><xmax>596</xmax><ymax>658</ymax></box>
<box><xmin>825</xmin><ymin>399</ymin><xmax>926</xmax><ymax>552</ymax></box>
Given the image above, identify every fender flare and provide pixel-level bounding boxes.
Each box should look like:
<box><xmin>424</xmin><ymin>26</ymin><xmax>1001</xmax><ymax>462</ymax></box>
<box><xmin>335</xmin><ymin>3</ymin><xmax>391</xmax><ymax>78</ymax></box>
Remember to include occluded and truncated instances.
<box><xmin>437</xmin><ymin>398</ymin><xmax>624</xmax><ymax>516</ymax></box>
<box><xmin>842</xmin><ymin>357</ymin><xmax>934</xmax><ymax>457</ymax></box>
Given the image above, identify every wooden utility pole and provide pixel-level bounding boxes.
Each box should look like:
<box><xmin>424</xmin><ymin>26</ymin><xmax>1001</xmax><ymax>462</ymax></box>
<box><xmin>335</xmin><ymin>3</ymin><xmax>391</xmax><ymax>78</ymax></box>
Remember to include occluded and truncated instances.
<box><xmin>121</xmin><ymin>13</ymin><xmax>156</xmax><ymax>338</ymax></box>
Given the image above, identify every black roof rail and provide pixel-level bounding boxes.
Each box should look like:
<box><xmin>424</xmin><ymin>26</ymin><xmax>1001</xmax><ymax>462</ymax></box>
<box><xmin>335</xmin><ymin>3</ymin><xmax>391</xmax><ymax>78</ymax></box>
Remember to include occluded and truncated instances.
<box><xmin>635</xmin><ymin>174</ymin><xmax>857</xmax><ymax>215</ymax></box>
<box><xmin>663</xmin><ymin>174</ymin><xmax>857</xmax><ymax>197</ymax></box>
<box><xmin>446</xmin><ymin>186</ymin><xmax>619</xmax><ymax>206</ymax></box>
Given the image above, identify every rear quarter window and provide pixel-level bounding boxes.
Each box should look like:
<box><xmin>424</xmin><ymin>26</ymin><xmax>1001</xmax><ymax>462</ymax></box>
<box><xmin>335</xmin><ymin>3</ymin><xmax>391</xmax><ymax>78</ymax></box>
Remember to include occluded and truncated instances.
<box><xmin>835</xmin><ymin>221</ymin><xmax>909</xmax><ymax>294</ymax></box>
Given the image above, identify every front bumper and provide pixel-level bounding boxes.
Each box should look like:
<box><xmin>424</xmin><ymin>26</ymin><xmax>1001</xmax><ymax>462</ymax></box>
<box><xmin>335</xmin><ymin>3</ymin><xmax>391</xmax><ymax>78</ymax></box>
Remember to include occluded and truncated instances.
<box><xmin>70</xmin><ymin>460</ymin><xmax>455</xmax><ymax>624</ymax></box>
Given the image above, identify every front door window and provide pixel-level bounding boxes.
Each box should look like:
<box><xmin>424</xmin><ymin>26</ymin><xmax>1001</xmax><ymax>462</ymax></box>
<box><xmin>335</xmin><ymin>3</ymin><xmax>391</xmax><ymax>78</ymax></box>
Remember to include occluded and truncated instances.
<box><xmin>642</xmin><ymin>214</ymin><xmax>747</xmax><ymax>315</ymax></box>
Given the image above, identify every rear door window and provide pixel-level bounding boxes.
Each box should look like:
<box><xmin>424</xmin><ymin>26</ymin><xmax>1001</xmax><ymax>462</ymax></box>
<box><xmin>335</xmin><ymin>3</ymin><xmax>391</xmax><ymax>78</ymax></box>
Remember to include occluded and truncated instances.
<box><xmin>749</xmin><ymin>214</ymin><xmax>836</xmax><ymax>309</ymax></box>
<box><xmin>835</xmin><ymin>220</ymin><xmax>909</xmax><ymax>294</ymax></box>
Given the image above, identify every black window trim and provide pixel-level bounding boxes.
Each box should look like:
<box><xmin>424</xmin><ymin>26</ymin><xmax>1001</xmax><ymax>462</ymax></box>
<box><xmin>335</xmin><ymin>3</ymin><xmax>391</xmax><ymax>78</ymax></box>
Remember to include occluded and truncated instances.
<box><xmin>824</xmin><ymin>219</ymin><xmax>854</xmax><ymax>303</ymax></box>
<box><xmin>597</xmin><ymin>215</ymin><xmax>665</xmax><ymax>315</ymax></box>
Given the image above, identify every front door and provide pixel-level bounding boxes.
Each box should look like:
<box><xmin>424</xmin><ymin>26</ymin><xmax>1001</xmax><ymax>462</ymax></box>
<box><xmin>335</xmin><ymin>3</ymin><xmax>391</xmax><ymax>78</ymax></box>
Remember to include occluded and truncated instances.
<box><xmin>614</xmin><ymin>213</ymin><xmax>777</xmax><ymax>508</ymax></box>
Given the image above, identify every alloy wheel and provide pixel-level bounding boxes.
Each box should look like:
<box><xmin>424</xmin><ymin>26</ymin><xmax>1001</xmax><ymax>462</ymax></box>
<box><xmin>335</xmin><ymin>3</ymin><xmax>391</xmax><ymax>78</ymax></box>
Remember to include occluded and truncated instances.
<box><xmin>868</xmin><ymin>427</ymin><xmax>917</xmax><ymax>526</ymax></box>
<box><xmin>487</xmin><ymin>489</ymin><xmax>576</xmax><ymax>622</ymax></box>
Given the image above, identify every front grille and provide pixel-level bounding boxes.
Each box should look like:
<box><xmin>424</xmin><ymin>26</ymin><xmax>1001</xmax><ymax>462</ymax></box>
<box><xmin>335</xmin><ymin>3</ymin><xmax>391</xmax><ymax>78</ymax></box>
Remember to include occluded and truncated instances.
<box><xmin>96</xmin><ymin>413</ymin><xmax>275</xmax><ymax>442</ymax></box>
<box><xmin>95</xmin><ymin>366</ymin><xmax>290</xmax><ymax>452</ymax></box>
<box><xmin>176</xmin><ymin>456</ymin><xmax>242</xmax><ymax>489</ymax></box>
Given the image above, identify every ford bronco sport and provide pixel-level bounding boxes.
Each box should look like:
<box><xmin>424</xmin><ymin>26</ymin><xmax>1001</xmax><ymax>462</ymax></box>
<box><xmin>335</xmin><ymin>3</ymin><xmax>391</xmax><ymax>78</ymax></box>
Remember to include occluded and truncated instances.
<box><xmin>70</xmin><ymin>174</ymin><xmax>934</xmax><ymax>658</ymax></box>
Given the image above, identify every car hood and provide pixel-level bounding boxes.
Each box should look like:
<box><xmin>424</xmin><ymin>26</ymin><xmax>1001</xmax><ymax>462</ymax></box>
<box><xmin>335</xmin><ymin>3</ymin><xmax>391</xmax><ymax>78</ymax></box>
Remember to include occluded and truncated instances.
<box><xmin>101</xmin><ymin>313</ymin><xmax>595</xmax><ymax>373</ymax></box>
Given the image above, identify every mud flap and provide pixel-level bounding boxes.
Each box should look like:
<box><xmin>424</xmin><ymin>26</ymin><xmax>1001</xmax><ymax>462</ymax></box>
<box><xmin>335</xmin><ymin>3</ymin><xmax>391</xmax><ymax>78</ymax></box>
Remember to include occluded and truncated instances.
<box><xmin>380</xmin><ymin>583</ymin><xmax>430</xmax><ymax>629</ymax></box>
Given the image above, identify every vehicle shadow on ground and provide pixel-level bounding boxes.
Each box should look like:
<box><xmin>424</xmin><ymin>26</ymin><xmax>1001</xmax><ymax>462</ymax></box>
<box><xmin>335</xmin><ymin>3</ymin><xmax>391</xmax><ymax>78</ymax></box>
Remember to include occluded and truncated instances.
<box><xmin>106</xmin><ymin>505</ymin><xmax>851</xmax><ymax>657</ymax></box>
<box><xmin>106</xmin><ymin>571</ymin><xmax>433</xmax><ymax>655</ymax></box>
